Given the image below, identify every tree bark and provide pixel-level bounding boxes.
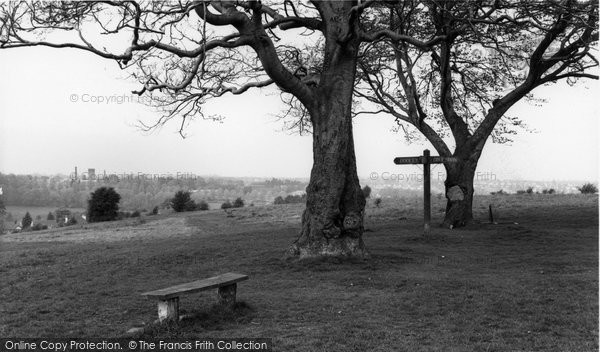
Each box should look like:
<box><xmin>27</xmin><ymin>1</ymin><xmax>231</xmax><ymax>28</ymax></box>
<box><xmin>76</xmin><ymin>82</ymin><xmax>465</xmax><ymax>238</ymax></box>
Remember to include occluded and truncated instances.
<box><xmin>289</xmin><ymin>4</ymin><xmax>366</xmax><ymax>258</ymax></box>
<box><xmin>289</xmin><ymin>101</ymin><xmax>367</xmax><ymax>258</ymax></box>
<box><xmin>441</xmin><ymin>142</ymin><xmax>485</xmax><ymax>228</ymax></box>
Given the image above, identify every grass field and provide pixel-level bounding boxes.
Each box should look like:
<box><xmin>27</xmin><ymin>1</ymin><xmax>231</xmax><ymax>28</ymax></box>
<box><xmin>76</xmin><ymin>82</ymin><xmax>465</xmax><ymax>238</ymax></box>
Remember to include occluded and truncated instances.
<box><xmin>0</xmin><ymin>194</ymin><xmax>597</xmax><ymax>351</ymax></box>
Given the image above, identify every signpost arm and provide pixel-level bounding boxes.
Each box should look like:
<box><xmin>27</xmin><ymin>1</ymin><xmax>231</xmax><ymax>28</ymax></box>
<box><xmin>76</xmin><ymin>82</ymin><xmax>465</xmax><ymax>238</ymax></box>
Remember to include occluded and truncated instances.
<box><xmin>423</xmin><ymin>149</ymin><xmax>431</xmax><ymax>236</ymax></box>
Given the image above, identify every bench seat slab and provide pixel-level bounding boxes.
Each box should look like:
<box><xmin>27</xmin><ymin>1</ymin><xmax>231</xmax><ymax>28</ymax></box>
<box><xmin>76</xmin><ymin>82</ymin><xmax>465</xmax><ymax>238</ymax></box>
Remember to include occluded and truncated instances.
<box><xmin>142</xmin><ymin>273</ymin><xmax>248</xmax><ymax>300</ymax></box>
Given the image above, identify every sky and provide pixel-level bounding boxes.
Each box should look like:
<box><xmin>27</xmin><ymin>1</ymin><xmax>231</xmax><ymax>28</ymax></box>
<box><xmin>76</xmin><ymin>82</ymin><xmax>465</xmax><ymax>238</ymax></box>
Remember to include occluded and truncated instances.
<box><xmin>0</xmin><ymin>46</ymin><xmax>598</xmax><ymax>182</ymax></box>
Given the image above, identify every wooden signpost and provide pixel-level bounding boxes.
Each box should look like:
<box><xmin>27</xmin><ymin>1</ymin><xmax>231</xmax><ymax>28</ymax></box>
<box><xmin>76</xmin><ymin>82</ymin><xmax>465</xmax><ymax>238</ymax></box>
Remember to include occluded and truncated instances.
<box><xmin>394</xmin><ymin>149</ymin><xmax>458</xmax><ymax>235</ymax></box>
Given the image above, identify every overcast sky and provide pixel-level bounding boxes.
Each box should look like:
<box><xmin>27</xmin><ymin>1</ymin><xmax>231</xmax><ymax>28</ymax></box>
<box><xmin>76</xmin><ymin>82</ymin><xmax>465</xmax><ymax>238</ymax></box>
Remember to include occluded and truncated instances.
<box><xmin>0</xmin><ymin>47</ymin><xmax>597</xmax><ymax>182</ymax></box>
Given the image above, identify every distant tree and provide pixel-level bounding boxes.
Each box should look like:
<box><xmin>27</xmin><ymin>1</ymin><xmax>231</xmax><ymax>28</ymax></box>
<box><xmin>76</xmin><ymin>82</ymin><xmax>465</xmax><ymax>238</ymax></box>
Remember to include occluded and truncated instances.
<box><xmin>578</xmin><ymin>183</ymin><xmax>598</xmax><ymax>194</ymax></box>
<box><xmin>197</xmin><ymin>200</ymin><xmax>209</xmax><ymax>211</ymax></box>
<box><xmin>171</xmin><ymin>190</ymin><xmax>196</xmax><ymax>212</ymax></box>
<box><xmin>87</xmin><ymin>187</ymin><xmax>121</xmax><ymax>222</ymax></box>
<box><xmin>374</xmin><ymin>198</ymin><xmax>382</xmax><ymax>208</ymax></box>
<box><xmin>47</xmin><ymin>212</ymin><xmax>55</xmax><ymax>221</ymax></box>
<box><xmin>233</xmin><ymin>197</ymin><xmax>245</xmax><ymax>208</ymax></box>
<box><xmin>0</xmin><ymin>197</ymin><xmax>5</xmax><ymax>216</ymax></box>
<box><xmin>22</xmin><ymin>212</ymin><xmax>32</xmax><ymax>229</ymax></box>
<box><xmin>526</xmin><ymin>187</ymin><xmax>534</xmax><ymax>194</ymax></box>
<box><xmin>221</xmin><ymin>201</ymin><xmax>233</xmax><ymax>210</ymax></box>
<box><xmin>130</xmin><ymin>210</ymin><xmax>141</xmax><ymax>218</ymax></box>
<box><xmin>274</xmin><ymin>196</ymin><xmax>285</xmax><ymax>205</ymax></box>
<box><xmin>150</xmin><ymin>206</ymin><xmax>159</xmax><ymax>215</ymax></box>
<box><xmin>362</xmin><ymin>186</ymin><xmax>372</xmax><ymax>199</ymax></box>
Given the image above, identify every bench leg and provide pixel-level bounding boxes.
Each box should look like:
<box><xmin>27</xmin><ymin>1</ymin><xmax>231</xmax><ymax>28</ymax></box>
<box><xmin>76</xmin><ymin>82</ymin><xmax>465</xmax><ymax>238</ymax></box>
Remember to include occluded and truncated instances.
<box><xmin>157</xmin><ymin>298</ymin><xmax>179</xmax><ymax>322</ymax></box>
<box><xmin>218</xmin><ymin>284</ymin><xmax>237</xmax><ymax>307</ymax></box>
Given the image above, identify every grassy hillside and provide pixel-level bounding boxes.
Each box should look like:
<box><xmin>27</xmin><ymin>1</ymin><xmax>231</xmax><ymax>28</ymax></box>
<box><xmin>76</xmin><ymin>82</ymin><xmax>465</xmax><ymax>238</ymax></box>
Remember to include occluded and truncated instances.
<box><xmin>0</xmin><ymin>194</ymin><xmax>597</xmax><ymax>351</ymax></box>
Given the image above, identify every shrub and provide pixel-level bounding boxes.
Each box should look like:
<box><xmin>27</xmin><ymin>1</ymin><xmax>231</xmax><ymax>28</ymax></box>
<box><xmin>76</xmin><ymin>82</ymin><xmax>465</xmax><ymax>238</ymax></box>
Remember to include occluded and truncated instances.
<box><xmin>31</xmin><ymin>223</ymin><xmax>48</xmax><ymax>231</ymax></box>
<box><xmin>118</xmin><ymin>211</ymin><xmax>132</xmax><ymax>219</ymax></box>
<box><xmin>490</xmin><ymin>189</ymin><xmax>506</xmax><ymax>195</ymax></box>
<box><xmin>22</xmin><ymin>212</ymin><xmax>32</xmax><ymax>229</ymax></box>
<box><xmin>87</xmin><ymin>187</ymin><xmax>121</xmax><ymax>223</ymax></box>
<box><xmin>197</xmin><ymin>200</ymin><xmax>209</xmax><ymax>211</ymax></box>
<box><xmin>542</xmin><ymin>188</ymin><xmax>556</xmax><ymax>194</ymax></box>
<box><xmin>221</xmin><ymin>201</ymin><xmax>233</xmax><ymax>209</ymax></box>
<box><xmin>233</xmin><ymin>197</ymin><xmax>245</xmax><ymax>208</ymax></box>
<box><xmin>526</xmin><ymin>187</ymin><xmax>534</xmax><ymax>194</ymax></box>
<box><xmin>362</xmin><ymin>185</ymin><xmax>372</xmax><ymax>199</ymax></box>
<box><xmin>171</xmin><ymin>190</ymin><xmax>196</xmax><ymax>212</ymax></box>
<box><xmin>374</xmin><ymin>198</ymin><xmax>382</xmax><ymax>208</ymax></box>
<box><xmin>516</xmin><ymin>190</ymin><xmax>526</xmax><ymax>194</ymax></box>
<box><xmin>150</xmin><ymin>206</ymin><xmax>159</xmax><ymax>215</ymax></box>
<box><xmin>578</xmin><ymin>183</ymin><xmax>598</xmax><ymax>194</ymax></box>
<box><xmin>47</xmin><ymin>212</ymin><xmax>55</xmax><ymax>221</ymax></box>
<box><xmin>131</xmin><ymin>210</ymin><xmax>141</xmax><ymax>218</ymax></box>
<box><xmin>66</xmin><ymin>217</ymin><xmax>77</xmax><ymax>226</ymax></box>
<box><xmin>274</xmin><ymin>194</ymin><xmax>306</xmax><ymax>205</ymax></box>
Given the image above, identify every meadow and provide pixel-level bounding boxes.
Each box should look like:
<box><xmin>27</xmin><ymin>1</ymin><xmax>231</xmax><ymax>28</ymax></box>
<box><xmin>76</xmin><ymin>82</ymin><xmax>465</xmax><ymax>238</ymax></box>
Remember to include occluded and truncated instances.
<box><xmin>0</xmin><ymin>194</ymin><xmax>597</xmax><ymax>351</ymax></box>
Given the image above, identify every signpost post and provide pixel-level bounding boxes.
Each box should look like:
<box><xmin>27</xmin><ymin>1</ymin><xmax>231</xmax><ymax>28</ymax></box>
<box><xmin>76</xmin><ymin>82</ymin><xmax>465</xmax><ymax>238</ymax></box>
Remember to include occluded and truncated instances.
<box><xmin>394</xmin><ymin>149</ymin><xmax>459</xmax><ymax>236</ymax></box>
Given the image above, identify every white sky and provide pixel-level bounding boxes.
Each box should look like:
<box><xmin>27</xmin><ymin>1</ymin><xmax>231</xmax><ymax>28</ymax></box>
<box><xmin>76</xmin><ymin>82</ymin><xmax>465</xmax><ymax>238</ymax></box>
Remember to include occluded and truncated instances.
<box><xmin>0</xmin><ymin>47</ymin><xmax>598</xmax><ymax>182</ymax></box>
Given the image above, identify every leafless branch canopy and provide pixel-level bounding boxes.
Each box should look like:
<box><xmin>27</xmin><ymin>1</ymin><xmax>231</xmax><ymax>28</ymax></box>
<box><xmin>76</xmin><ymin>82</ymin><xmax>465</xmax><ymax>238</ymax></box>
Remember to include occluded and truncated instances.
<box><xmin>355</xmin><ymin>0</ymin><xmax>598</xmax><ymax>150</ymax></box>
<box><xmin>0</xmin><ymin>1</ymin><xmax>454</xmax><ymax>135</ymax></box>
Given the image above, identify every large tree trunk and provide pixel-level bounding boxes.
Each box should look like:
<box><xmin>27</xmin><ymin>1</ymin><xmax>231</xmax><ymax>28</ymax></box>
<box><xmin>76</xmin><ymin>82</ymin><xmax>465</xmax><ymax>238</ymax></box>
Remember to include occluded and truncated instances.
<box><xmin>290</xmin><ymin>114</ymin><xmax>367</xmax><ymax>258</ymax></box>
<box><xmin>289</xmin><ymin>13</ymin><xmax>366</xmax><ymax>258</ymax></box>
<box><xmin>442</xmin><ymin>143</ymin><xmax>485</xmax><ymax>228</ymax></box>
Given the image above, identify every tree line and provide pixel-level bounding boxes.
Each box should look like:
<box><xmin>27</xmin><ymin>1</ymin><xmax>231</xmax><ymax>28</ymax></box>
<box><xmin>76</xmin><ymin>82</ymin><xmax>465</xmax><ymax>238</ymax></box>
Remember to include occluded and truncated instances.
<box><xmin>0</xmin><ymin>174</ymin><xmax>306</xmax><ymax>210</ymax></box>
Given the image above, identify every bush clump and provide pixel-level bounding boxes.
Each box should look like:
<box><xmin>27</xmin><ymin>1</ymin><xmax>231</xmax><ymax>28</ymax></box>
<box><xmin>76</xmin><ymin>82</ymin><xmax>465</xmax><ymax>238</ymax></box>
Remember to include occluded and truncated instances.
<box><xmin>221</xmin><ymin>201</ymin><xmax>233</xmax><ymax>209</ymax></box>
<box><xmin>197</xmin><ymin>200</ymin><xmax>209</xmax><ymax>211</ymax></box>
<box><xmin>233</xmin><ymin>197</ymin><xmax>244</xmax><ymax>208</ymax></box>
<box><xmin>171</xmin><ymin>190</ymin><xmax>197</xmax><ymax>212</ymax></box>
<box><xmin>578</xmin><ymin>183</ymin><xmax>598</xmax><ymax>194</ymax></box>
<box><xmin>274</xmin><ymin>194</ymin><xmax>306</xmax><ymax>205</ymax></box>
<box><xmin>31</xmin><ymin>223</ymin><xmax>48</xmax><ymax>231</ymax></box>
<box><xmin>87</xmin><ymin>187</ymin><xmax>121</xmax><ymax>223</ymax></box>
<box><xmin>362</xmin><ymin>185</ymin><xmax>372</xmax><ymax>199</ymax></box>
<box><xmin>374</xmin><ymin>198</ymin><xmax>382</xmax><ymax>208</ymax></box>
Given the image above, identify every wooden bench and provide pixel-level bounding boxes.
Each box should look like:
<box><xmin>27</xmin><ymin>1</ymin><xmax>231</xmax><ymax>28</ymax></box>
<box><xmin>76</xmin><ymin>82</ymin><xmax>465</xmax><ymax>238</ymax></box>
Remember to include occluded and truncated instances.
<box><xmin>142</xmin><ymin>272</ymin><xmax>248</xmax><ymax>322</ymax></box>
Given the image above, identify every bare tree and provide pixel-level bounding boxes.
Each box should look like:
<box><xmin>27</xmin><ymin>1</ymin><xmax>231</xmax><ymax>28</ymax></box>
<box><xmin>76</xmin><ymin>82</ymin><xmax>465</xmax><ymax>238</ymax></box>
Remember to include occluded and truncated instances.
<box><xmin>0</xmin><ymin>1</ymin><xmax>446</xmax><ymax>258</ymax></box>
<box><xmin>356</xmin><ymin>0</ymin><xmax>598</xmax><ymax>227</ymax></box>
